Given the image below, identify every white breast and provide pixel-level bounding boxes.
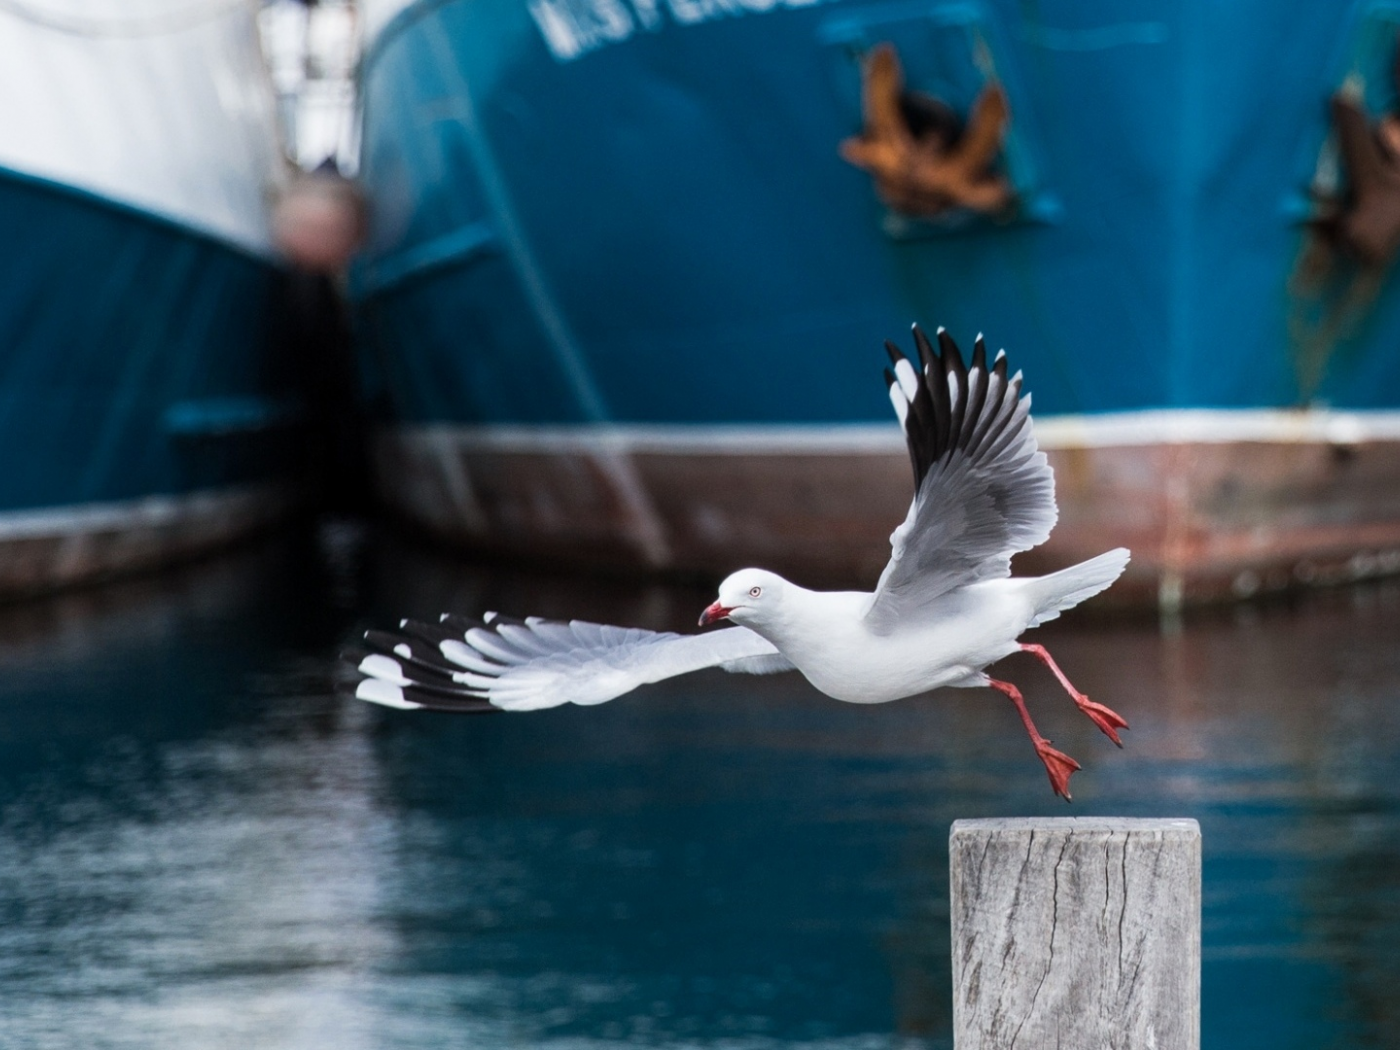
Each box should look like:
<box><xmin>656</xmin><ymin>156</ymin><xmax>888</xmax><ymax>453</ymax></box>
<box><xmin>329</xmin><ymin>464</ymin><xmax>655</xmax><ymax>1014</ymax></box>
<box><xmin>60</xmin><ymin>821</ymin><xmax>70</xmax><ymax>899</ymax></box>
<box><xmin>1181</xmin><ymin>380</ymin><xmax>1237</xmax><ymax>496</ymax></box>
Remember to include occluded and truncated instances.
<box><xmin>762</xmin><ymin>582</ymin><xmax>1036</xmax><ymax>704</ymax></box>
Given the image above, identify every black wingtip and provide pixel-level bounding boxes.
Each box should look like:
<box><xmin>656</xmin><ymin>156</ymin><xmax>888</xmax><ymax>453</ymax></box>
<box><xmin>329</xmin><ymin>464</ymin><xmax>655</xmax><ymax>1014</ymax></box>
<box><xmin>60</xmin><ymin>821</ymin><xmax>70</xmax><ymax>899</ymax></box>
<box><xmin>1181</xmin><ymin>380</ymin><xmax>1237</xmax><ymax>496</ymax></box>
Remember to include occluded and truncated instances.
<box><xmin>912</xmin><ymin>324</ymin><xmax>939</xmax><ymax>373</ymax></box>
<box><xmin>885</xmin><ymin>326</ymin><xmax>1034</xmax><ymax>485</ymax></box>
<box><xmin>395</xmin><ymin>683</ymin><xmax>500</xmax><ymax>713</ymax></box>
<box><xmin>940</xmin><ymin>330</ymin><xmax>968</xmax><ymax>380</ymax></box>
<box><xmin>399</xmin><ymin>619</ymin><xmax>459</xmax><ymax>647</ymax></box>
<box><xmin>936</xmin><ymin>327</ymin><xmax>961</xmax><ymax>363</ymax></box>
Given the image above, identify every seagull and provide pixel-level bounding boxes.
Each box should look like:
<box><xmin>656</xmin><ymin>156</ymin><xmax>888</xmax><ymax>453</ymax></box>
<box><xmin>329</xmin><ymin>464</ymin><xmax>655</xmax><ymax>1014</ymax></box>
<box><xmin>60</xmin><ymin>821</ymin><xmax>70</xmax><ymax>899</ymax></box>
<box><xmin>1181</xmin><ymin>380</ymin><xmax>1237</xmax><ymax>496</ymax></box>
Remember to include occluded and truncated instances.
<box><xmin>346</xmin><ymin>327</ymin><xmax>1130</xmax><ymax>799</ymax></box>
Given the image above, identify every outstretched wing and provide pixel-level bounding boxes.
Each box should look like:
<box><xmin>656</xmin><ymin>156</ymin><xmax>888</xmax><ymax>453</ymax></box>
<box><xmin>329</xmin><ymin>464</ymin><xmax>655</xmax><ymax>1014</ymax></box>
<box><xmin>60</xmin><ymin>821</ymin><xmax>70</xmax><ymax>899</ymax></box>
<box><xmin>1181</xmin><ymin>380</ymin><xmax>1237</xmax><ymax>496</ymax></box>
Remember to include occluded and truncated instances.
<box><xmin>865</xmin><ymin>325</ymin><xmax>1056</xmax><ymax>631</ymax></box>
<box><xmin>346</xmin><ymin>612</ymin><xmax>793</xmax><ymax>712</ymax></box>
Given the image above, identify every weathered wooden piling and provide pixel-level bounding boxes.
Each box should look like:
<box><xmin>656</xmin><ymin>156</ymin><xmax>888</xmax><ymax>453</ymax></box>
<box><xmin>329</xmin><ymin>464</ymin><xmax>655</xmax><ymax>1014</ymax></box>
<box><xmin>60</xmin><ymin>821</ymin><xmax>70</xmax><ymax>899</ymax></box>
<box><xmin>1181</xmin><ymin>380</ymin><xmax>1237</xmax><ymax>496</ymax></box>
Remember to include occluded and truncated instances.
<box><xmin>950</xmin><ymin>817</ymin><xmax>1201</xmax><ymax>1050</ymax></box>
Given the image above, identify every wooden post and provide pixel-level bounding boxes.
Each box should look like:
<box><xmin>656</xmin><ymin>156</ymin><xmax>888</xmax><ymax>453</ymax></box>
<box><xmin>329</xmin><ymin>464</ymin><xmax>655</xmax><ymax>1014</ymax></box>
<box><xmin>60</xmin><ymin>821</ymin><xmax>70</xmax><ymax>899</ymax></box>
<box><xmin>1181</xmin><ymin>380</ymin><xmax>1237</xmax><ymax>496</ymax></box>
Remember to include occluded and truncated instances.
<box><xmin>950</xmin><ymin>817</ymin><xmax>1200</xmax><ymax>1050</ymax></box>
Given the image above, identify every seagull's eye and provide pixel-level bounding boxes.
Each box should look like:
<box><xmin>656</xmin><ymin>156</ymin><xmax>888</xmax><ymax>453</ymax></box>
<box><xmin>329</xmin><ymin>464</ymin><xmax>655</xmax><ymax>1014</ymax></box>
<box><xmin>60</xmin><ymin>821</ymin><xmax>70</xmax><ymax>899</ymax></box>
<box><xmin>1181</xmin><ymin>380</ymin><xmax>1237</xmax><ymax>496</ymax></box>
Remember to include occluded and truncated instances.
<box><xmin>748</xmin><ymin>586</ymin><xmax>762</xmax><ymax>598</ymax></box>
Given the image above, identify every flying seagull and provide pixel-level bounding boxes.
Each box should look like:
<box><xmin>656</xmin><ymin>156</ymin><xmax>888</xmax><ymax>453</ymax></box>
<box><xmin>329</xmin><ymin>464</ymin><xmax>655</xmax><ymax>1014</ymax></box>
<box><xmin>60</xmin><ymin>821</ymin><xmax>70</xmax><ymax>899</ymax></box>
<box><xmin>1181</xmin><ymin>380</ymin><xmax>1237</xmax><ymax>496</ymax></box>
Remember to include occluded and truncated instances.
<box><xmin>346</xmin><ymin>327</ymin><xmax>1130</xmax><ymax>799</ymax></box>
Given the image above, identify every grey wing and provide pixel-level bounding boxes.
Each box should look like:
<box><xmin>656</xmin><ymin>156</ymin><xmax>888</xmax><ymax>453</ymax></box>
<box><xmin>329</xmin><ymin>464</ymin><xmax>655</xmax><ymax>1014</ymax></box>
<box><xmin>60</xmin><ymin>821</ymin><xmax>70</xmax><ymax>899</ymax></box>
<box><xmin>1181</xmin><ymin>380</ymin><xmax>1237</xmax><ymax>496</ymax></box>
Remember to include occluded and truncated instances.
<box><xmin>346</xmin><ymin>612</ymin><xmax>792</xmax><ymax>712</ymax></box>
<box><xmin>864</xmin><ymin>326</ymin><xmax>1057</xmax><ymax>631</ymax></box>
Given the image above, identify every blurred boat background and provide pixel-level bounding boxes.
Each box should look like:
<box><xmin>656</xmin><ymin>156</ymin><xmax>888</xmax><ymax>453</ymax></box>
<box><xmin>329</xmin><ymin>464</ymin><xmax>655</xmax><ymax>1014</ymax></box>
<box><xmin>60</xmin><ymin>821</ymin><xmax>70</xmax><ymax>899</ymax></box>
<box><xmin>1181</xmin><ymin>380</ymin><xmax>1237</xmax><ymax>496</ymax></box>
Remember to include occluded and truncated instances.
<box><xmin>4</xmin><ymin>9</ymin><xmax>1400</xmax><ymax>1044</ymax></box>
<box><xmin>348</xmin><ymin>0</ymin><xmax>1400</xmax><ymax>606</ymax></box>
<box><xmin>0</xmin><ymin>0</ymin><xmax>304</xmax><ymax>596</ymax></box>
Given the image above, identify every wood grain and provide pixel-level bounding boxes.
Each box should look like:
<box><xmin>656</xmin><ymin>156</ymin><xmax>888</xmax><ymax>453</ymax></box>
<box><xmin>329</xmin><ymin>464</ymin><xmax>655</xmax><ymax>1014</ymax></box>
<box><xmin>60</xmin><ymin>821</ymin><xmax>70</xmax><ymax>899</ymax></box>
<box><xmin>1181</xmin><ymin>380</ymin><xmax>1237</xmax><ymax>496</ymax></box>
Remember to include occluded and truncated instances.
<box><xmin>950</xmin><ymin>817</ymin><xmax>1200</xmax><ymax>1050</ymax></box>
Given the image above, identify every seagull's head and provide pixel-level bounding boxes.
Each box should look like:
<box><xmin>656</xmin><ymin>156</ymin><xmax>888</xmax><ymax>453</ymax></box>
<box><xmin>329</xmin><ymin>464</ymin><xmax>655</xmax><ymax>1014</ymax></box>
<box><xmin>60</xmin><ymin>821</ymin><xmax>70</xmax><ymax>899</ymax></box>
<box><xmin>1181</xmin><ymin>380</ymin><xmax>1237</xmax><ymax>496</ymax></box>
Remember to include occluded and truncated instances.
<box><xmin>699</xmin><ymin>568</ymin><xmax>786</xmax><ymax>628</ymax></box>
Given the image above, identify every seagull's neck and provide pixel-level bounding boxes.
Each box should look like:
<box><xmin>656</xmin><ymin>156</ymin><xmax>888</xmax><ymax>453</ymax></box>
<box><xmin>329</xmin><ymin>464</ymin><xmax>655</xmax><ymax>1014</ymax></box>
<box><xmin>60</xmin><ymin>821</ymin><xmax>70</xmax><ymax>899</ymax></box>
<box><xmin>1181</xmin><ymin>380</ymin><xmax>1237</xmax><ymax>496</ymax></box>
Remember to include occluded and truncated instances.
<box><xmin>747</xmin><ymin>584</ymin><xmax>873</xmax><ymax>658</ymax></box>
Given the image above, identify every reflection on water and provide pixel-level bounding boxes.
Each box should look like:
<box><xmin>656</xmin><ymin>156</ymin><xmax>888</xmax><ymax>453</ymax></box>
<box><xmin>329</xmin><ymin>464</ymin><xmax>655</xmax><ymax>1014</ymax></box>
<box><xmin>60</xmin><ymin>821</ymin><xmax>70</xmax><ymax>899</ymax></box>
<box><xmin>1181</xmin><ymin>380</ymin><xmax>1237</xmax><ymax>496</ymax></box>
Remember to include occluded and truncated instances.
<box><xmin>0</xmin><ymin>525</ymin><xmax>1398</xmax><ymax>1048</ymax></box>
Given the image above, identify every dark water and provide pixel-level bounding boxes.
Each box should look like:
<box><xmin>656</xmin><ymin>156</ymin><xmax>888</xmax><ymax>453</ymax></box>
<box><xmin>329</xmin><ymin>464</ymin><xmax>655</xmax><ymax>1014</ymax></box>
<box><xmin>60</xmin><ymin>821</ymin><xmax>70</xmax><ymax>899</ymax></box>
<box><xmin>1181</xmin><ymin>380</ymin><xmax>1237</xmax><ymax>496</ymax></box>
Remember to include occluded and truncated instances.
<box><xmin>1</xmin><ymin>523</ymin><xmax>1398</xmax><ymax>1049</ymax></box>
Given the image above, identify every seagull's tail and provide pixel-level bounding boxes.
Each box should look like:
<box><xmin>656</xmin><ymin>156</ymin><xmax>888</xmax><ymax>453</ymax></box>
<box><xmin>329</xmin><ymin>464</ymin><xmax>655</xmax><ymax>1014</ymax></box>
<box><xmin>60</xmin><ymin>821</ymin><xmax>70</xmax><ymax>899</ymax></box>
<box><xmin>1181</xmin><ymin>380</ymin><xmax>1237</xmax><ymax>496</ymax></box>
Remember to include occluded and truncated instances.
<box><xmin>1026</xmin><ymin>547</ymin><xmax>1131</xmax><ymax>627</ymax></box>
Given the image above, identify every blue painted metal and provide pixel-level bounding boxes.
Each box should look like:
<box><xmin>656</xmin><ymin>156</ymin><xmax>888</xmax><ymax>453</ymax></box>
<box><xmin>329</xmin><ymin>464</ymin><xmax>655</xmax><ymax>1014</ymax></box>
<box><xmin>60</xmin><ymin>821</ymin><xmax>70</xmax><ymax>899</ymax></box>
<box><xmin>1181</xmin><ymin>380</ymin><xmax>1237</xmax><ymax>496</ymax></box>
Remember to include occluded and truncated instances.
<box><xmin>352</xmin><ymin>0</ymin><xmax>1400</xmax><ymax>426</ymax></box>
<box><xmin>0</xmin><ymin>165</ymin><xmax>298</xmax><ymax>511</ymax></box>
<box><xmin>349</xmin><ymin>219</ymin><xmax>499</xmax><ymax>297</ymax></box>
<box><xmin>162</xmin><ymin>396</ymin><xmax>304</xmax><ymax>438</ymax></box>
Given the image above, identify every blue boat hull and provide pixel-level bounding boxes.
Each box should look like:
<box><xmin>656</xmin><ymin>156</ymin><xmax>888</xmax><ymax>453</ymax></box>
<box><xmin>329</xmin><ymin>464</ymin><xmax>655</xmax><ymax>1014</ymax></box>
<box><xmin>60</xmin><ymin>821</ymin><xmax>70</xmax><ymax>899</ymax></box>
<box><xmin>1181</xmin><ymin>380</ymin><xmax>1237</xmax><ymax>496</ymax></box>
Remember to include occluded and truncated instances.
<box><xmin>351</xmin><ymin>0</ymin><xmax>1400</xmax><ymax>601</ymax></box>
<box><xmin>0</xmin><ymin>168</ymin><xmax>300</xmax><ymax>594</ymax></box>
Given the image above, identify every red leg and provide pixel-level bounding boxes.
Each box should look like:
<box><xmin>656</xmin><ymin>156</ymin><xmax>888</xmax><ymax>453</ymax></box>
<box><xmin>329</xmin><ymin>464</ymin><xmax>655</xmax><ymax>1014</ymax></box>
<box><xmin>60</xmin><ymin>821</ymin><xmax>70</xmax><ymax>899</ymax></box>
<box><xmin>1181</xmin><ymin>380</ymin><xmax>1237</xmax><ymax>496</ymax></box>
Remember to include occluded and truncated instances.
<box><xmin>987</xmin><ymin>677</ymin><xmax>1081</xmax><ymax>801</ymax></box>
<box><xmin>1020</xmin><ymin>643</ymin><xmax>1129</xmax><ymax>747</ymax></box>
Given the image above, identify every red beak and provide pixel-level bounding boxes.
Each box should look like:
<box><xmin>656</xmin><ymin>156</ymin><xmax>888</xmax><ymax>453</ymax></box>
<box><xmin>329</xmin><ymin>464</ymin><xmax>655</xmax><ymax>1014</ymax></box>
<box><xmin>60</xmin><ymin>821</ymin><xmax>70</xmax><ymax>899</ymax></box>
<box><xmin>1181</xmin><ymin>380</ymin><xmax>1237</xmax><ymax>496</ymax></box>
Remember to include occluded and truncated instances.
<box><xmin>698</xmin><ymin>601</ymin><xmax>733</xmax><ymax>627</ymax></box>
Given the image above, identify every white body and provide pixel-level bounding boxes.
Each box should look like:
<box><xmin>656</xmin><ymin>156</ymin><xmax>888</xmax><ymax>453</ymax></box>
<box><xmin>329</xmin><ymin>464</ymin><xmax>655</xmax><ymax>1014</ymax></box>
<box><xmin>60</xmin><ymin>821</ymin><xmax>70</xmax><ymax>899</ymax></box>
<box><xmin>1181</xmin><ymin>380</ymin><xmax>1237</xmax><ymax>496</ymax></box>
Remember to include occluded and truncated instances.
<box><xmin>742</xmin><ymin>581</ymin><xmax>1030</xmax><ymax>702</ymax></box>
